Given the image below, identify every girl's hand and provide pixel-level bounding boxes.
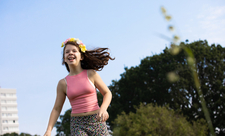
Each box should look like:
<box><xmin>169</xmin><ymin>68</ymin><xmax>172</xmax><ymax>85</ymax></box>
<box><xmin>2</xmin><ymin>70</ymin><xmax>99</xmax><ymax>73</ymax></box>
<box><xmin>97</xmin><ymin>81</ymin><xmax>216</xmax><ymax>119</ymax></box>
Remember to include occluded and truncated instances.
<box><xmin>44</xmin><ymin>130</ymin><xmax>51</xmax><ymax>136</ymax></box>
<box><xmin>97</xmin><ymin>109</ymin><xmax>109</xmax><ymax>122</ymax></box>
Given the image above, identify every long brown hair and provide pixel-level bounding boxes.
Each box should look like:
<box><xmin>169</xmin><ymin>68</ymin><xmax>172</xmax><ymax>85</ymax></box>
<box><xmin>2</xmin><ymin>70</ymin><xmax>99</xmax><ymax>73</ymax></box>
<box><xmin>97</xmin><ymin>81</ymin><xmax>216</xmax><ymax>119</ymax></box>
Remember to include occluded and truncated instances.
<box><xmin>62</xmin><ymin>41</ymin><xmax>115</xmax><ymax>72</ymax></box>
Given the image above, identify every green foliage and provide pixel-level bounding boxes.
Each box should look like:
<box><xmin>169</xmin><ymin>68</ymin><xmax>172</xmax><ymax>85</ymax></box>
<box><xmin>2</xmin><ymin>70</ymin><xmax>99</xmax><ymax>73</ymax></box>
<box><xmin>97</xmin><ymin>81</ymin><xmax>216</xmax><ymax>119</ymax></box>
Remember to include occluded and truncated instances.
<box><xmin>55</xmin><ymin>108</ymin><xmax>71</xmax><ymax>135</ymax></box>
<box><xmin>0</xmin><ymin>132</ymin><xmax>33</xmax><ymax>136</ymax></box>
<box><xmin>1</xmin><ymin>133</ymin><xmax>19</xmax><ymax>136</ymax></box>
<box><xmin>113</xmin><ymin>103</ymin><xmax>208</xmax><ymax>136</ymax></box>
<box><xmin>19</xmin><ymin>133</ymin><xmax>32</xmax><ymax>136</ymax></box>
<box><xmin>106</xmin><ymin>40</ymin><xmax>225</xmax><ymax>135</ymax></box>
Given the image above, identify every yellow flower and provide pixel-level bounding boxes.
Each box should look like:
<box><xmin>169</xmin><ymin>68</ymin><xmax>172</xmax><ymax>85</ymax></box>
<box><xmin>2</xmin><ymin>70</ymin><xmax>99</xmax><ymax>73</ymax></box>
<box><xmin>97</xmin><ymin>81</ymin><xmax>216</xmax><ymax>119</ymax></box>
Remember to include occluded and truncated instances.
<box><xmin>70</xmin><ymin>38</ymin><xmax>75</xmax><ymax>41</ymax></box>
<box><xmin>61</xmin><ymin>42</ymin><xmax>64</xmax><ymax>48</ymax></box>
<box><xmin>79</xmin><ymin>44</ymin><xmax>87</xmax><ymax>53</ymax></box>
<box><xmin>81</xmin><ymin>48</ymin><xmax>86</xmax><ymax>53</ymax></box>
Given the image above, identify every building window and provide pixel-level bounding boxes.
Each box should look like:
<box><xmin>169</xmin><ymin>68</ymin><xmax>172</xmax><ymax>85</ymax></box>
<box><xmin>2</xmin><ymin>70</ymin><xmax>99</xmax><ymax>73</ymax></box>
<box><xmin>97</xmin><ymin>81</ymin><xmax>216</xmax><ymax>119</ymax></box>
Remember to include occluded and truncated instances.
<box><xmin>7</xmin><ymin>113</ymin><xmax>12</xmax><ymax>116</ymax></box>
<box><xmin>1</xmin><ymin>100</ymin><xmax>6</xmax><ymax>103</ymax></box>
<box><xmin>1</xmin><ymin>107</ymin><xmax>7</xmax><ymax>110</ymax></box>
<box><xmin>3</xmin><ymin>127</ymin><xmax>8</xmax><ymax>130</ymax></box>
<box><xmin>3</xmin><ymin>120</ymin><xmax>8</xmax><ymax>123</ymax></box>
<box><xmin>13</xmin><ymin>120</ymin><xmax>15</xmax><ymax>123</ymax></box>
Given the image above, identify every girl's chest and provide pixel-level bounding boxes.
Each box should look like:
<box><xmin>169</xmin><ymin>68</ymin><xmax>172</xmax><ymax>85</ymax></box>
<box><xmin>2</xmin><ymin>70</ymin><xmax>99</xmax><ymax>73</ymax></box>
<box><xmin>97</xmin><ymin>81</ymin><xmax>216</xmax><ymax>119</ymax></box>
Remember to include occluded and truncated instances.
<box><xmin>67</xmin><ymin>77</ymin><xmax>95</xmax><ymax>99</ymax></box>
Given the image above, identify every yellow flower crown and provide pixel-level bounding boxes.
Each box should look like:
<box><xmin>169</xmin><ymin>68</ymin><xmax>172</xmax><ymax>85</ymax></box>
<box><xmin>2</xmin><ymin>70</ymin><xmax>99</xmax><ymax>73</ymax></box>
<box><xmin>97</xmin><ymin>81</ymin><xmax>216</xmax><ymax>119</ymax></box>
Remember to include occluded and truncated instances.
<box><xmin>61</xmin><ymin>38</ymin><xmax>87</xmax><ymax>53</ymax></box>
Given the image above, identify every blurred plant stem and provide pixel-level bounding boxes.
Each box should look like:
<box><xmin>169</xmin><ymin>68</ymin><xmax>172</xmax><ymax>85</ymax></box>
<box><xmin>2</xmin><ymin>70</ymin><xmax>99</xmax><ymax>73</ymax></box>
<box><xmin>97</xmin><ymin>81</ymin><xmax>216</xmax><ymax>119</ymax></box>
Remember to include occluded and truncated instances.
<box><xmin>161</xmin><ymin>6</ymin><xmax>216</xmax><ymax>136</ymax></box>
<box><xmin>183</xmin><ymin>47</ymin><xmax>215</xmax><ymax>136</ymax></box>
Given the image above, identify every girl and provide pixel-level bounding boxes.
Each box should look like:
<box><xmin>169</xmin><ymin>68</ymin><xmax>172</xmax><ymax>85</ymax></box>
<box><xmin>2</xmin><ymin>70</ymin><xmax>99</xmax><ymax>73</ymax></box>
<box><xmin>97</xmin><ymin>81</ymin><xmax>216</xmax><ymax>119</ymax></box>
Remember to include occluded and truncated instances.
<box><xmin>44</xmin><ymin>38</ymin><xmax>114</xmax><ymax>136</ymax></box>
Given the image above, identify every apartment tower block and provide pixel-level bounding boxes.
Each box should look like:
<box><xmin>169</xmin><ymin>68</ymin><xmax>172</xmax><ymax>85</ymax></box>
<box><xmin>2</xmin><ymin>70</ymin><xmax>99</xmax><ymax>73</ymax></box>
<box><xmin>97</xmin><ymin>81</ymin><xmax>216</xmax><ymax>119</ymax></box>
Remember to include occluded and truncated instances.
<box><xmin>0</xmin><ymin>88</ymin><xmax>19</xmax><ymax>134</ymax></box>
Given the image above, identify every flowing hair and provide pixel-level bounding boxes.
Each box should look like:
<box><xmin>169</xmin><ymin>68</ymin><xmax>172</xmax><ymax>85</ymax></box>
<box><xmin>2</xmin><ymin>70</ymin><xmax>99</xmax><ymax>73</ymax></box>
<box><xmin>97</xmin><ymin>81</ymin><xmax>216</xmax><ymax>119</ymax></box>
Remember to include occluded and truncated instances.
<box><xmin>62</xmin><ymin>41</ymin><xmax>115</xmax><ymax>72</ymax></box>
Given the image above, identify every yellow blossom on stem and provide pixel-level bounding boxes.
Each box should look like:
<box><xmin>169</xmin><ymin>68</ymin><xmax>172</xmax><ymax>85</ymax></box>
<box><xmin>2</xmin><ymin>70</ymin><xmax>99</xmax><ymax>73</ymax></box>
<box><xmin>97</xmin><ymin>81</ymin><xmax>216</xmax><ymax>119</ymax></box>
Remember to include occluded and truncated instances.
<box><xmin>173</xmin><ymin>35</ymin><xmax>180</xmax><ymax>43</ymax></box>
<box><xmin>187</xmin><ymin>57</ymin><xmax>195</xmax><ymax>66</ymax></box>
<box><xmin>165</xmin><ymin>15</ymin><xmax>172</xmax><ymax>21</ymax></box>
<box><xmin>161</xmin><ymin>7</ymin><xmax>167</xmax><ymax>15</ymax></box>
<box><xmin>169</xmin><ymin>26</ymin><xmax>174</xmax><ymax>31</ymax></box>
<box><xmin>170</xmin><ymin>44</ymin><xmax>181</xmax><ymax>55</ymax></box>
<box><xmin>167</xmin><ymin>72</ymin><xmax>179</xmax><ymax>82</ymax></box>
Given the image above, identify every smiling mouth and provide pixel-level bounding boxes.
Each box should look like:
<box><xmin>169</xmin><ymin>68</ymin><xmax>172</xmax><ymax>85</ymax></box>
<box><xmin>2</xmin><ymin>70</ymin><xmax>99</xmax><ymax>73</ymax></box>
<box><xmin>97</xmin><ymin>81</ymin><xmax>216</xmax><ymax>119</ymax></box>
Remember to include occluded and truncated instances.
<box><xmin>68</xmin><ymin>56</ymin><xmax>75</xmax><ymax>62</ymax></box>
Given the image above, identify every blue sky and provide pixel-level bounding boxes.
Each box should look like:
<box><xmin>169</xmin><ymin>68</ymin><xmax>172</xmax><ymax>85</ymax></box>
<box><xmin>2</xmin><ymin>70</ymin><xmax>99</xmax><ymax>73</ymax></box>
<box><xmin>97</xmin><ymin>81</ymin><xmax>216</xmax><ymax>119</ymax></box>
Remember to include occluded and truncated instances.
<box><xmin>0</xmin><ymin>0</ymin><xmax>225</xmax><ymax>135</ymax></box>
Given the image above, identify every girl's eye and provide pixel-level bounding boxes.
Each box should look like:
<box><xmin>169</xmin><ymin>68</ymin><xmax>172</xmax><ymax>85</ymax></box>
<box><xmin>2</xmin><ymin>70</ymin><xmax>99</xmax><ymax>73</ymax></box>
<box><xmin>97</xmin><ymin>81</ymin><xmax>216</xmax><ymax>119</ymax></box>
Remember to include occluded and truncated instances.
<box><xmin>65</xmin><ymin>49</ymin><xmax>77</xmax><ymax>53</ymax></box>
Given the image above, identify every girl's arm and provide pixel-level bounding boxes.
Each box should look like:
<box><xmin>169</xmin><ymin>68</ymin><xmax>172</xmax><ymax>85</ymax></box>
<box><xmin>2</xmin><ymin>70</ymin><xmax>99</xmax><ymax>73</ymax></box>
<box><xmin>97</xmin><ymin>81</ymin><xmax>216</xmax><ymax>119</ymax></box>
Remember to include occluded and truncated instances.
<box><xmin>89</xmin><ymin>70</ymin><xmax>112</xmax><ymax>122</ymax></box>
<box><xmin>44</xmin><ymin>79</ymin><xmax>67</xmax><ymax>136</ymax></box>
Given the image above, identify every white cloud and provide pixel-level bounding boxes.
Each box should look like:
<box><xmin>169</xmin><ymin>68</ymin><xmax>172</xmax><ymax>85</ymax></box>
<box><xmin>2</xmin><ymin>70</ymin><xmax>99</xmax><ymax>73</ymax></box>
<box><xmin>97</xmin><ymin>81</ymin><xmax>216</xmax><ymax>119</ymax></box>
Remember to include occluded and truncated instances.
<box><xmin>197</xmin><ymin>5</ymin><xmax>225</xmax><ymax>45</ymax></box>
<box><xmin>197</xmin><ymin>5</ymin><xmax>225</xmax><ymax>19</ymax></box>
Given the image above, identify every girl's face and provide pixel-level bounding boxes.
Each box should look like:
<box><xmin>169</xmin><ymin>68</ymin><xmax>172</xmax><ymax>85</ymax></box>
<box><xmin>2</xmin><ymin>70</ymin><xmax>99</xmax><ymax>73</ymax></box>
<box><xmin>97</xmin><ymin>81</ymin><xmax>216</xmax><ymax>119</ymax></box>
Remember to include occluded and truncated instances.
<box><xmin>64</xmin><ymin>44</ymin><xmax>83</xmax><ymax>66</ymax></box>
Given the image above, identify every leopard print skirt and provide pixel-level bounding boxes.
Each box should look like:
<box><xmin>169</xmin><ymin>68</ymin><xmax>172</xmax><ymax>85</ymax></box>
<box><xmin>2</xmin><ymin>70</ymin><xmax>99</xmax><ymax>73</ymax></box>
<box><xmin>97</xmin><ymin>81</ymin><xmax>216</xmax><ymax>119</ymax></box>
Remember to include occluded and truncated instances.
<box><xmin>70</xmin><ymin>114</ymin><xmax>109</xmax><ymax>136</ymax></box>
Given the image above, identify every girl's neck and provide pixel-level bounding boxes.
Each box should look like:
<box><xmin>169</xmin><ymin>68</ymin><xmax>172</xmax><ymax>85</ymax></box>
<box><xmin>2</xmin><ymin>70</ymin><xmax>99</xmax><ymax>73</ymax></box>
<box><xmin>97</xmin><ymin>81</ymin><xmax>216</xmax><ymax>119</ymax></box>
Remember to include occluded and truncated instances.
<box><xmin>68</xmin><ymin>65</ymin><xmax>83</xmax><ymax>76</ymax></box>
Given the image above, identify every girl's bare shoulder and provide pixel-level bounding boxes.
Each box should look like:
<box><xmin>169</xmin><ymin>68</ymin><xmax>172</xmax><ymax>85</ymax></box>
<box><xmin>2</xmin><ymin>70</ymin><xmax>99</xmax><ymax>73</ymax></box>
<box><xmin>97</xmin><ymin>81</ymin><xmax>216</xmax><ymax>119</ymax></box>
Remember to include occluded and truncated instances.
<box><xmin>58</xmin><ymin>78</ymin><xmax>67</xmax><ymax>85</ymax></box>
<box><xmin>87</xmin><ymin>69</ymin><xmax>97</xmax><ymax>77</ymax></box>
<box><xmin>57</xmin><ymin>78</ymin><xmax>67</xmax><ymax>93</ymax></box>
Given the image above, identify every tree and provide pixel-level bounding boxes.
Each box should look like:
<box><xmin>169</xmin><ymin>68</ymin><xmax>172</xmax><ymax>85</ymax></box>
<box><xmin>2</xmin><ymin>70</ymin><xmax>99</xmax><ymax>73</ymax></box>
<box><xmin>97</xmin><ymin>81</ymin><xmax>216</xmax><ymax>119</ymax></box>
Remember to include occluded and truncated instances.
<box><xmin>113</xmin><ymin>103</ymin><xmax>208</xmax><ymax>136</ymax></box>
<box><xmin>55</xmin><ymin>109</ymin><xmax>71</xmax><ymax>135</ymax></box>
<box><xmin>19</xmin><ymin>133</ymin><xmax>32</xmax><ymax>136</ymax></box>
<box><xmin>104</xmin><ymin>40</ymin><xmax>225</xmax><ymax>135</ymax></box>
<box><xmin>1</xmin><ymin>133</ymin><xmax>19</xmax><ymax>136</ymax></box>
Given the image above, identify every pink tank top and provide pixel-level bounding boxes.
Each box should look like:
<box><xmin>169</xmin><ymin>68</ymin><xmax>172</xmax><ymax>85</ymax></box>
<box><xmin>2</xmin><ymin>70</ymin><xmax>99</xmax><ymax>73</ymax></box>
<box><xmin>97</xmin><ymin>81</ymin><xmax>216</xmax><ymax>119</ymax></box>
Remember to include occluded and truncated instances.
<box><xmin>65</xmin><ymin>70</ymin><xmax>100</xmax><ymax>114</ymax></box>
